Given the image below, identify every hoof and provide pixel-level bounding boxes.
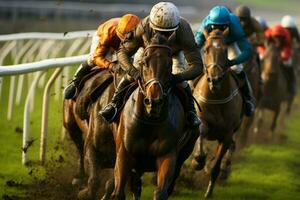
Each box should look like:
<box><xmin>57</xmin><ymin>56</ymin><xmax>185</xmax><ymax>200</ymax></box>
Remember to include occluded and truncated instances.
<box><xmin>78</xmin><ymin>188</ymin><xmax>93</xmax><ymax>200</ymax></box>
<box><xmin>219</xmin><ymin>169</ymin><xmax>230</xmax><ymax>181</ymax></box>
<box><xmin>191</xmin><ymin>154</ymin><xmax>206</xmax><ymax>171</ymax></box>
<box><xmin>72</xmin><ymin>177</ymin><xmax>84</xmax><ymax>186</ymax></box>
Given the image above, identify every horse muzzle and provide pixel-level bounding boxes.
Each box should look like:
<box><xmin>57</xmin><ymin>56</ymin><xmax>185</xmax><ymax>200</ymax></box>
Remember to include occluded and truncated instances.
<box><xmin>144</xmin><ymin>97</ymin><xmax>164</xmax><ymax>118</ymax></box>
<box><xmin>208</xmin><ymin>77</ymin><xmax>222</xmax><ymax>92</ymax></box>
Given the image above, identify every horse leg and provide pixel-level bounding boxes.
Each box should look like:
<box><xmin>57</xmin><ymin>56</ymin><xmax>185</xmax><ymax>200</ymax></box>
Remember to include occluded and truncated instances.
<box><xmin>219</xmin><ymin>139</ymin><xmax>236</xmax><ymax>181</ymax></box>
<box><xmin>205</xmin><ymin>140</ymin><xmax>230</xmax><ymax>199</ymax></box>
<box><xmin>154</xmin><ymin>151</ymin><xmax>177</xmax><ymax>200</ymax></box>
<box><xmin>286</xmin><ymin>95</ymin><xmax>294</xmax><ymax>114</ymax></box>
<box><xmin>64</xmin><ymin>114</ymin><xmax>85</xmax><ymax>185</ymax></box>
<box><xmin>168</xmin><ymin>130</ymin><xmax>199</xmax><ymax>196</ymax></box>
<box><xmin>254</xmin><ymin>109</ymin><xmax>263</xmax><ymax>136</ymax></box>
<box><xmin>78</xmin><ymin>146</ymin><xmax>101</xmax><ymax>200</ymax></box>
<box><xmin>240</xmin><ymin>116</ymin><xmax>254</xmax><ymax>146</ymax></box>
<box><xmin>129</xmin><ymin>170</ymin><xmax>142</xmax><ymax>200</ymax></box>
<box><xmin>192</xmin><ymin>124</ymin><xmax>207</xmax><ymax>170</ymax></box>
<box><xmin>270</xmin><ymin>108</ymin><xmax>280</xmax><ymax>136</ymax></box>
<box><xmin>101</xmin><ymin>178</ymin><xmax>115</xmax><ymax>200</ymax></box>
<box><xmin>111</xmin><ymin>143</ymin><xmax>133</xmax><ymax>200</ymax></box>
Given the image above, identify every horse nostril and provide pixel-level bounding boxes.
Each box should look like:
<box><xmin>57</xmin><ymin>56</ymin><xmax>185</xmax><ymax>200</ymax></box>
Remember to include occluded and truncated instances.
<box><xmin>144</xmin><ymin>98</ymin><xmax>151</xmax><ymax>106</ymax></box>
<box><xmin>207</xmin><ymin>77</ymin><xmax>211</xmax><ymax>82</ymax></box>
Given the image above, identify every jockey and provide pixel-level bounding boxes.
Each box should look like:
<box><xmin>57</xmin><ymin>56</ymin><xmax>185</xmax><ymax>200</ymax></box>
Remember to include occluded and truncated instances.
<box><xmin>264</xmin><ymin>24</ymin><xmax>296</xmax><ymax>95</ymax></box>
<box><xmin>235</xmin><ymin>5</ymin><xmax>265</xmax><ymax>46</ymax></box>
<box><xmin>195</xmin><ymin>6</ymin><xmax>255</xmax><ymax>116</ymax></box>
<box><xmin>255</xmin><ymin>16</ymin><xmax>269</xmax><ymax>59</ymax></box>
<box><xmin>64</xmin><ymin>14</ymin><xmax>140</xmax><ymax>99</ymax></box>
<box><xmin>235</xmin><ymin>5</ymin><xmax>264</xmax><ymax>85</ymax></box>
<box><xmin>99</xmin><ymin>2</ymin><xmax>203</xmax><ymax>127</ymax></box>
<box><xmin>281</xmin><ymin>15</ymin><xmax>300</xmax><ymax>47</ymax></box>
<box><xmin>256</xmin><ymin>16</ymin><xmax>269</xmax><ymax>31</ymax></box>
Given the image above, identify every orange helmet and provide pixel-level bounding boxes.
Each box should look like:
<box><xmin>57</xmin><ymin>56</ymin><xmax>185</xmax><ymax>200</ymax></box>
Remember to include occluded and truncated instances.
<box><xmin>116</xmin><ymin>14</ymin><xmax>140</xmax><ymax>40</ymax></box>
<box><xmin>272</xmin><ymin>25</ymin><xmax>287</xmax><ymax>37</ymax></box>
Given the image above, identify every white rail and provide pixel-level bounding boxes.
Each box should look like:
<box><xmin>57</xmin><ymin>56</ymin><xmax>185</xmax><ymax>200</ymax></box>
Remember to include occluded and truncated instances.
<box><xmin>0</xmin><ymin>31</ymin><xmax>95</xmax><ymax>41</ymax></box>
<box><xmin>0</xmin><ymin>30</ymin><xmax>94</xmax><ymax>165</ymax></box>
<box><xmin>0</xmin><ymin>54</ymin><xmax>88</xmax><ymax>76</ymax></box>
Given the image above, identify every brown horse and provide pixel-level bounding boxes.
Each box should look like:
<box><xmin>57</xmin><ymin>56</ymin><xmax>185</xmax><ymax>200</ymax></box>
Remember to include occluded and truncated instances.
<box><xmin>78</xmin><ymin>33</ymin><xmax>198</xmax><ymax>200</ymax></box>
<box><xmin>254</xmin><ymin>41</ymin><xmax>291</xmax><ymax>135</ymax></box>
<box><xmin>109</xmin><ymin>34</ymin><xmax>198</xmax><ymax>200</ymax></box>
<box><xmin>193</xmin><ymin>29</ymin><xmax>243</xmax><ymax>198</ymax></box>
<box><xmin>239</xmin><ymin>48</ymin><xmax>261</xmax><ymax>145</ymax></box>
<box><xmin>63</xmin><ymin>69</ymin><xmax>114</xmax><ymax>187</ymax></box>
<box><xmin>63</xmin><ymin>96</ymin><xmax>88</xmax><ymax>185</ymax></box>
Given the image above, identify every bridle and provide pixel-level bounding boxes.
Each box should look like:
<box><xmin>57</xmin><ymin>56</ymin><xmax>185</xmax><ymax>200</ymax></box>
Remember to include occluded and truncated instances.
<box><xmin>138</xmin><ymin>44</ymin><xmax>173</xmax><ymax>99</ymax></box>
<box><xmin>203</xmin><ymin>35</ymin><xmax>228</xmax><ymax>85</ymax></box>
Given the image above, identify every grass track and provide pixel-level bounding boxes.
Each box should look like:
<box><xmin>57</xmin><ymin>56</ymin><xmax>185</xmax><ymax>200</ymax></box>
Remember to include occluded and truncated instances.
<box><xmin>1</xmin><ymin>74</ymin><xmax>300</xmax><ymax>199</ymax></box>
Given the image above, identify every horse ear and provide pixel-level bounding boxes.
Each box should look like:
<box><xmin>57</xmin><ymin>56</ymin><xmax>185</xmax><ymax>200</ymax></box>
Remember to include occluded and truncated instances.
<box><xmin>222</xmin><ymin>27</ymin><xmax>230</xmax><ymax>37</ymax></box>
<box><xmin>203</xmin><ymin>29</ymin><xmax>209</xmax><ymax>39</ymax></box>
<box><xmin>167</xmin><ymin>31</ymin><xmax>176</xmax><ymax>45</ymax></box>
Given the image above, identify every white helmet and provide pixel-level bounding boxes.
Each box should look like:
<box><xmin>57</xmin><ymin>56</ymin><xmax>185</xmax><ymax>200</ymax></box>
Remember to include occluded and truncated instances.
<box><xmin>281</xmin><ymin>15</ymin><xmax>297</xmax><ymax>28</ymax></box>
<box><xmin>149</xmin><ymin>2</ymin><xmax>180</xmax><ymax>32</ymax></box>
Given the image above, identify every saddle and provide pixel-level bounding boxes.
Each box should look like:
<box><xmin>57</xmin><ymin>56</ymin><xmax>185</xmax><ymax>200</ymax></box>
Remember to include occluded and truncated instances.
<box><xmin>75</xmin><ymin>69</ymin><xmax>113</xmax><ymax>120</ymax></box>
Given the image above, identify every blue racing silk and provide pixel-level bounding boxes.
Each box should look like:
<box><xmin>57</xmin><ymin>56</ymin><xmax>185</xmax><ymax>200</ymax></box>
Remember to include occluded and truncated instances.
<box><xmin>195</xmin><ymin>14</ymin><xmax>252</xmax><ymax>65</ymax></box>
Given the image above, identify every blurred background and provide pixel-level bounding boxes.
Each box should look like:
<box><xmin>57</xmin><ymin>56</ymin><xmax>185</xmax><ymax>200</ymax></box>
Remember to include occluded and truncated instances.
<box><xmin>1</xmin><ymin>0</ymin><xmax>300</xmax><ymax>33</ymax></box>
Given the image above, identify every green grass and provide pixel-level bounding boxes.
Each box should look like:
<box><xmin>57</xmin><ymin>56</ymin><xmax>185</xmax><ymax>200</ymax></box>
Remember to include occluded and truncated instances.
<box><xmin>141</xmin><ymin>100</ymin><xmax>300</xmax><ymax>199</ymax></box>
<box><xmin>1</xmin><ymin>72</ymin><xmax>300</xmax><ymax>199</ymax></box>
<box><xmin>235</xmin><ymin>0</ymin><xmax>300</xmax><ymax>13</ymax></box>
<box><xmin>0</xmin><ymin>74</ymin><xmax>67</xmax><ymax>198</ymax></box>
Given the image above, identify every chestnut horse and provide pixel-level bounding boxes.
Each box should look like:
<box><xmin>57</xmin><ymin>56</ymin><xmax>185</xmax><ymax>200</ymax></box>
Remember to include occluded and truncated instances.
<box><xmin>254</xmin><ymin>41</ymin><xmax>291</xmax><ymax>135</ymax></box>
<box><xmin>193</xmin><ymin>29</ymin><xmax>243</xmax><ymax>198</ymax></box>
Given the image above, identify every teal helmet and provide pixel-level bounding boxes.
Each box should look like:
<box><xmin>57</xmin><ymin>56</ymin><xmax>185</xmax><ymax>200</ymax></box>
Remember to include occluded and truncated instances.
<box><xmin>207</xmin><ymin>6</ymin><xmax>231</xmax><ymax>25</ymax></box>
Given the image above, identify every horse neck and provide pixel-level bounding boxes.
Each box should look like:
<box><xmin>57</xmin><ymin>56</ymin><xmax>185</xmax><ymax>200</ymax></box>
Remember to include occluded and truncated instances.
<box><xmin>263</xmin><ymin>47</ymin><xmax>281</xmax><ymax>78</ymax></box>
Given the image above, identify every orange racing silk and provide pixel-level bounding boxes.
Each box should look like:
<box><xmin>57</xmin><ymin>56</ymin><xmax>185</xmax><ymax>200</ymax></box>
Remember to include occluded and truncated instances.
<box><xmin>92</xmin><ymin>18</ymin><xmax>121</xmax><ymax>68</ymax></box>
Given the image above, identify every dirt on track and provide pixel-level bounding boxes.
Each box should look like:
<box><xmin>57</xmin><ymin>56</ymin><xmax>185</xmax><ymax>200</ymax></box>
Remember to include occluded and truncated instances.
<box><xmin>2</xmin><ymin>110</ymin><xmax>291</xmax><ymax>200</ymax></box>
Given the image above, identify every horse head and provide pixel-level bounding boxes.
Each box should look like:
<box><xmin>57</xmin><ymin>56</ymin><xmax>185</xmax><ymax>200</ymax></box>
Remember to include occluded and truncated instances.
<box><xmin>203</xmin><ymin>28</ymin><xmax>229</xmax><ymax>92</ymax></box>
<box><xmin>262</xmin><ymin>41</ymin><xmax>281</xmax><ymax>81</ymax></box>
<box><xmin>139</xmin><ymin>33</ymin><xmax>173</xmax><ymax>118</ymax></box>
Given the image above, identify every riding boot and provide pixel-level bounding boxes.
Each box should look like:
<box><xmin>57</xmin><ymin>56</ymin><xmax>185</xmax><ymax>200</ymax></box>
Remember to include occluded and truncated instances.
<box><xmin>99</xmin><ymin>77</ymin><xmax>132</xmax><ymax>123</ymax></box>
<box><xmin>184</xmin><ymin>84</ymin><xmax>201</xmax><ymax>128</ymax></box>
<box><xmin>237</xmin><ymin>71</ymin><xmax>256</xmax><ymax>117</ymax></box>
<box><xmin>64</xmin><ymin>61</ymin><xmax>92</xmax><ymax>99</ymax></box>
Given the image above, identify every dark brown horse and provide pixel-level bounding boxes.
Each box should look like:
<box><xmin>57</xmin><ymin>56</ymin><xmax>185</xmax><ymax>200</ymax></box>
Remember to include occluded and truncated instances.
<box><xmin>254</xmin><ymin>41</ymin><xmax>291</xmax><ymax>135</ymax></box>
<box><xmin>63</xmin><ymin>69</ymin><xmax>113</xmax><ymax>187</ymax></box>
<box><xmin>78</xmin><ymin>33</ymin><xmax>198</xmax><ymax>200</ymax></box>
<box><xmin>193</xmin><ymin>29</ymin><xmax>243</xmax><ymax>198</ymax></box>
<box><xmin>239</xmin><ymin>48</ymin><xmax>261</xmax><ymax>145</ymax></box>
<box><xmin>63</xmin><ymin>97</ymin><xmax>88</xmax><ymax>185</ymax></box>
<box><xmin>110</xmin><ymin>34</ymin><xmax>198</xmax><ymax>200</ymax></box>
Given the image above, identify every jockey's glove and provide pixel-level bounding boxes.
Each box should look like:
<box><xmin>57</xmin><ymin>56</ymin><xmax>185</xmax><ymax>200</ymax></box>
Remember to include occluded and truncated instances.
<box><xmin>171</xmin><ymin>74</ymin><xmax>184</xmax><ymax>86</ymax></box>
<box><xmin>128</xmin><ymin>66</ymin><xmax>140</xmax><ymax>80</ymax></box>
<box><xmin>226</xmin><ymin>59</ymin><xmax>236</xmax><ymax>68</ymax></box>
<box><xmin>109</xmin><ymin>62</ymin><xmax>120</xmax><ymax>73</ymax></box>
